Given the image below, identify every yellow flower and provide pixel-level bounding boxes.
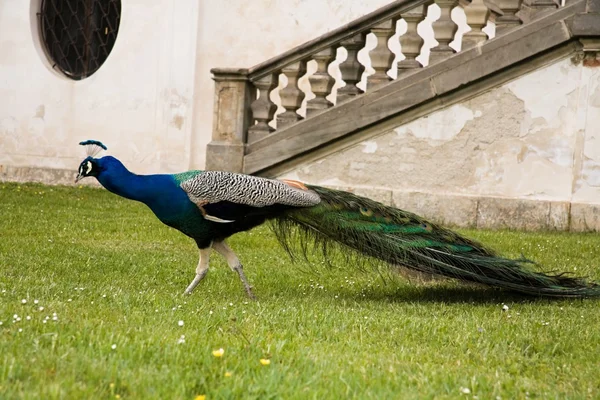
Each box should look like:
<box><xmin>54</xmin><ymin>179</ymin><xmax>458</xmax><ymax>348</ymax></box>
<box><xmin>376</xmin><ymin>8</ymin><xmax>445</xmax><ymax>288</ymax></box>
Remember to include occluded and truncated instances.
<box><xmin>194</xmin><ymin>396</ymin><xmax>206</xmax><ymax>400</ymax></box>
<box><xmin>109</xmin><ymin>383</ymin><xmax>115</xmax><ymax>389</ymax></box>
<box><xmin>224</xmin><ymin>371</ymin><xmax>232</xmax><ymax>377</ymax></box>
<box><xmin>212</xmin><ymin>348</ymin><xmax>224</xmax><ymax>357</ymax></box>
<box><xmin>259</xmin><ymin>358</ymin><xmax>271</xmax><ymax>366</ymax></box>
<box><xmin>115</xmin><ymin>396</ymin><xmax>121</xmax><ymax>399</ymax></box>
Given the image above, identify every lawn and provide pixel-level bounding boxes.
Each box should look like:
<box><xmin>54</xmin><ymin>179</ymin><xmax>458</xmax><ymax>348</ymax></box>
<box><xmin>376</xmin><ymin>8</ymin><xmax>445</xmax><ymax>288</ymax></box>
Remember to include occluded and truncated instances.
<box><xmin>1</xmin><ymin>182</ymin><xmax>600</xmax><ymax>399</ymax></box>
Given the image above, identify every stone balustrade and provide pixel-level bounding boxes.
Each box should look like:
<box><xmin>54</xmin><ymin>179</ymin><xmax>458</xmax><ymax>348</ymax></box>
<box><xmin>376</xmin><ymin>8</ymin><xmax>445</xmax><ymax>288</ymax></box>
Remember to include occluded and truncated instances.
<box><xmin>207</xmin><ymin>0</ymin><xmax>565</xmax><ymax>172</ymax></box>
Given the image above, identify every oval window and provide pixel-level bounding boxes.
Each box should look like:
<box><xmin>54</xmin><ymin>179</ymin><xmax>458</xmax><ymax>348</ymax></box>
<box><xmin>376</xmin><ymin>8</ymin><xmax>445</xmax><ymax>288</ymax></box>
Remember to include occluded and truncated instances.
<box><xmin>39</xmin><ymin>0</ymin><xmax>121</xmax><ymax>80</ymax></box>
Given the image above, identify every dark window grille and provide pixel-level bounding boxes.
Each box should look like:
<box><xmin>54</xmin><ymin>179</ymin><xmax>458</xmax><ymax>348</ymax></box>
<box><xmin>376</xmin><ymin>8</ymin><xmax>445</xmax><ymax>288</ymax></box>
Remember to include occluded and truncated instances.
<box><xmin>39</xmin><ymin>0</ymin><xmax>122</xmax><ymax>80</ymax></box>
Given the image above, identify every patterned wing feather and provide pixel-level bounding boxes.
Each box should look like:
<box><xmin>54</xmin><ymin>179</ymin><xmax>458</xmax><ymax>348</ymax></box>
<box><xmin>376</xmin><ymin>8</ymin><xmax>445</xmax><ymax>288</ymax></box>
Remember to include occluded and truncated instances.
<box><xmin>179</xmin><ymin>171</ymin><xmax>321</xmax><ymax>209</ymax></box>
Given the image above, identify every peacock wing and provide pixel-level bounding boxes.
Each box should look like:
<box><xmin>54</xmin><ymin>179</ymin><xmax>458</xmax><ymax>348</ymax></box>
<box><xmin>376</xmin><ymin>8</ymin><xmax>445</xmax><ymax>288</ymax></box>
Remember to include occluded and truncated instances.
<box><xmin>177</xmin><ymin>171</ymin><xmax>320</xmax><ymax>222</ymax></box>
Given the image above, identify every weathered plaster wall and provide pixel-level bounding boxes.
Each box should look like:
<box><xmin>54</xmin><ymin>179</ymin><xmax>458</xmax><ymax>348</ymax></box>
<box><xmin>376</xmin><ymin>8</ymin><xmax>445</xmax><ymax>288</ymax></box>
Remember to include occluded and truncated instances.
<box><xmin>574</xmin><ymin>67</ymin><xmax>600</xmax><ymax>203</ymax></box>
<box><xmin>278</xmin><ymin>57</ymin><xmax>600</xmax><ymax>230</ymax></box>
<box><xmin>0</xmin><ymin>0</ymin><xmax>200</xmax><ymax>180</ymax></box>
<box><xmin>0</xmin><ymin>0</ymin><xmax>394</xmax><ymax>181</ymax></box>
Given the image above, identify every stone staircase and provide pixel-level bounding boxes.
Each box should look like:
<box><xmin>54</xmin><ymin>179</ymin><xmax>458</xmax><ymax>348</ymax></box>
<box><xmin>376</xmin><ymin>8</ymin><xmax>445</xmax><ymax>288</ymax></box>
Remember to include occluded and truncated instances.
<box><xmin>205</xmin><ymin>0</ymin><xmax>600</xmax><ymax>230</ymax></box>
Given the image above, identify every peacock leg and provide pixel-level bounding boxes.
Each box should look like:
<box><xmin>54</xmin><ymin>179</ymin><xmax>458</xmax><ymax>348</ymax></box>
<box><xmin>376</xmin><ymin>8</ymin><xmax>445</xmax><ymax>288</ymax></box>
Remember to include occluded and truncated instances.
<box><xmin>212</xmin><ymin>240</ymin><xmax>256</xmax><ymax>299</ymax></box>
<box><xmin>184</xmin><ymin>247</ymin><xmax>211</xmax><ymax>295</ymax></box>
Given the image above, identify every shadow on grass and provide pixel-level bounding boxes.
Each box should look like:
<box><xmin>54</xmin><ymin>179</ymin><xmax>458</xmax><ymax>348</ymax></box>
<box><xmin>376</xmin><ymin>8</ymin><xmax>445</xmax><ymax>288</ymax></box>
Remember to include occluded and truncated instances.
<box><xmin>356</xmin><ymin>285</ymin><xmax>564</xmax><ymax>305</ymax></box>
<box><xmin>280</xmin><ymin>279</ymin><xmax>593</xmax><ymax>305</ymax></box>
<box><xmin>270</xmin><ymin>256</ymin><xmax>593</xmax><ymax>304</ymax></box>
<box><xmin>361</xmin><ymin>270</ymin><xmax>600</xmax><ymax>304</ymax></box>
<box><xmin>271</xmin><ymin>267</ymin><xmax>578</xmax><ymax>305</ymax></box>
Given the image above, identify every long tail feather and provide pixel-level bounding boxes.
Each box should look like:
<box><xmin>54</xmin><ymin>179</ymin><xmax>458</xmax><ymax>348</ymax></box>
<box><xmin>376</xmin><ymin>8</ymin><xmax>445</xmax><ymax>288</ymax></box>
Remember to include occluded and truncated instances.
<box><xmin>272</xmin><ymin>186</ymin><xmax>600</xmax><ymax>297</ymax></box>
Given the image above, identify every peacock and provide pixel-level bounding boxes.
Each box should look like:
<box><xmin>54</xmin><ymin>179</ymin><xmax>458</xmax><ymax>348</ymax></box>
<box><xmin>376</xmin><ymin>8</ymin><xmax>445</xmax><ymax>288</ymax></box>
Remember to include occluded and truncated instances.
<box><xmin>75</xmin><ymin>140</ymin><xmax>600</xmax><ymax>298</ymax></box>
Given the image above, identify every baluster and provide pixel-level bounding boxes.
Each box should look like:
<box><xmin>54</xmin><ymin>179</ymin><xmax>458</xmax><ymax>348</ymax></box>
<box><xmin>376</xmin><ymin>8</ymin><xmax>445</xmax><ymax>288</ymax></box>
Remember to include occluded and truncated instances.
<box><xmin>398</xmin><ymin>5</ymin><xmax>427</xmax><ymax>75</ymax></box>
<box><xmin>462</xmin><ymin>0</ymin><xmax>491</xmax><ymax>48</ymax></box>
<box><xmin>494</xmin><ymin>0</ymin><xmax>523</xmax><ymax>32</ymax></box>
<box><xmin>307</xmin><ymin>48</ymin><xmax>335</xmax><ymax>116</ymax></box>
<box><xmin>248</xmin><ymin>74</ymin><xmax>278</xmax><ymax>143</ymax></box>
<box><xmin>367</xmin><ymin>20</ymin><xmax>395</xmax><ymax>90</ymax></box>
<box><xmin>430</xmin><ymin>0</ymin><xmax>459</xmax><ymax>64</ymax></box>
<box><xmin>337</xmin><ymin>33</ymin><xmax>366</xmax><ymax>104</ymax></box>
<box><xmin>277</xmin><ymin>60</ymin><xmax>307</xmax><ymax>129</ymax></box>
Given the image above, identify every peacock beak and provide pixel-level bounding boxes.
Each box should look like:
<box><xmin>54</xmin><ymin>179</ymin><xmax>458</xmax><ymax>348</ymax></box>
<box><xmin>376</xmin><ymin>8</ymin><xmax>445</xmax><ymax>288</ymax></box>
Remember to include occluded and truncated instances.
<box><xmin>75</xmin><ymin>172</ymin><xmax>84</xmax><ymax>183</ymax></box>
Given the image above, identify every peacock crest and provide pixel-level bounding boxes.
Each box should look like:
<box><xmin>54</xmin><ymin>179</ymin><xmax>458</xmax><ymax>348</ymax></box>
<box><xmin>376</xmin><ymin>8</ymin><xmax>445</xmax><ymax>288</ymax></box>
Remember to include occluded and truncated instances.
<box><xmin>79</xmin><ymin>140</ymin><xmax>107</xmax><ymax>157</ymax></box>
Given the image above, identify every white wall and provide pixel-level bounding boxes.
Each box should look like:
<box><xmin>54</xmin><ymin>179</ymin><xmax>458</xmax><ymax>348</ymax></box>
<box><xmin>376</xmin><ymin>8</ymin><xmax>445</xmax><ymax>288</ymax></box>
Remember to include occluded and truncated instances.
<box><xmin>0</xmin><ymin>0</ymin><xmax>200</xmax><ymax>175</ymax></box>
<box><xmin>0</xmin><ymin>0</ymin><xmax>396</xmax><ymax>177</ymax></box>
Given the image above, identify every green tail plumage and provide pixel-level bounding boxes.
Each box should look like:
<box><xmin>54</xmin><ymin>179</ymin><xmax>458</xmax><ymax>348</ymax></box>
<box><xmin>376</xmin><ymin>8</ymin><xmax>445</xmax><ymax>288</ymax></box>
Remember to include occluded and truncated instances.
<box><xmin>272</xmin><ymin>186</ymin><xmax>600</xmax><ymax>297</ymax></box>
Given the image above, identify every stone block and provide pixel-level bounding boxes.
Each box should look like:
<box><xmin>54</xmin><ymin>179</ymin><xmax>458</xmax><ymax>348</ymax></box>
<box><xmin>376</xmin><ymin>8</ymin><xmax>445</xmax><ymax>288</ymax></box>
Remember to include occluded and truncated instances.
<box><xmin>392</xmin><ymin>191</ymin><xmax>478</xmax><ymax>228</ymax></box>
<box><xmin>570</xmin><ymin>203</ymin><xmax>600</xmax><ymax>231</ymax></box>
<box><xmin>588</xmin><ymin>0</ymin><xmax>600</xmax><ymax>13</ymax></box>
<box><xmin>205</xmin><ymin>142</ymin><xmax>245</xmax><ymax>172</ymax></box>
<box><xmin>476</xmin><ymin>197</ymin><xmax>550</xmax><ymax>230</ymax></box>
<box><xmin>549</xmin><ymin>201</ymin><xmax>571</xmax><ymax>230</ymax></box>
<box><xmin>570</xmin><ymin>13</ymin><xmax>600</xmax><ymax>36</ymax></box>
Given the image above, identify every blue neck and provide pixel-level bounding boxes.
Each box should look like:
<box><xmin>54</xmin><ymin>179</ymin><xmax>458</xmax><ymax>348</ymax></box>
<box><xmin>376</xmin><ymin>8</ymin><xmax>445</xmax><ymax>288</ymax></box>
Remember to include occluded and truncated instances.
<box><xmin>94</xmin><ymin>156</ymin><xmax>191</xmax><ymax>221</ymax></box>
<box><xmin>96</xmin><ymin>157</ymin><xmax>157</xmax><ymax>202</ymax></box>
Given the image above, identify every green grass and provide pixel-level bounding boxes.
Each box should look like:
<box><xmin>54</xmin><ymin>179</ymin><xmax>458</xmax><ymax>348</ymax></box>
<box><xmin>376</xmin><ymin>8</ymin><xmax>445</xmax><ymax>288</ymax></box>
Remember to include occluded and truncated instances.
<box><xmin>1</xmin><ymin>182</ymin><xmax>600</xmax><ymax>399</ymax></box>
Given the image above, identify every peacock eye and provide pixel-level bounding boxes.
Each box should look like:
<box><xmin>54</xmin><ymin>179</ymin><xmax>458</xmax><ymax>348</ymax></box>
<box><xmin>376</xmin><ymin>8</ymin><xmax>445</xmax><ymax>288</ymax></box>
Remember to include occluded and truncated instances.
<box><xmin>359</xmin><ymin>207</ymin><xmax>373</xmax><ymax>217</ymax></box>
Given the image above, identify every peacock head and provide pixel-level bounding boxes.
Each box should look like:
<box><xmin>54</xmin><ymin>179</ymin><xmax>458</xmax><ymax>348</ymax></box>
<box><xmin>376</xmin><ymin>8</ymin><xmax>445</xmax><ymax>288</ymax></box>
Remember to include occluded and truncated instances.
<box><xmin>75</xmin><ymin>156</ymin><xmax>101</xmax><ymax>182</ymax></box>
<box><xmin>75</xmin><ymin>140</ymin><xmax>107</xmax><ymax>183</ymax></box>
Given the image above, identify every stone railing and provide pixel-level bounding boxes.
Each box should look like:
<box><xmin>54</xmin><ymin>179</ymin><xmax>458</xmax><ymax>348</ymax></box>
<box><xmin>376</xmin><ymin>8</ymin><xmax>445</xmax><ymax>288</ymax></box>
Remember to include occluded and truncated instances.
<box><xmin>206</xmin><ymin>0</ymin><xmax>567</xmax><ymax>173</ymax></box>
